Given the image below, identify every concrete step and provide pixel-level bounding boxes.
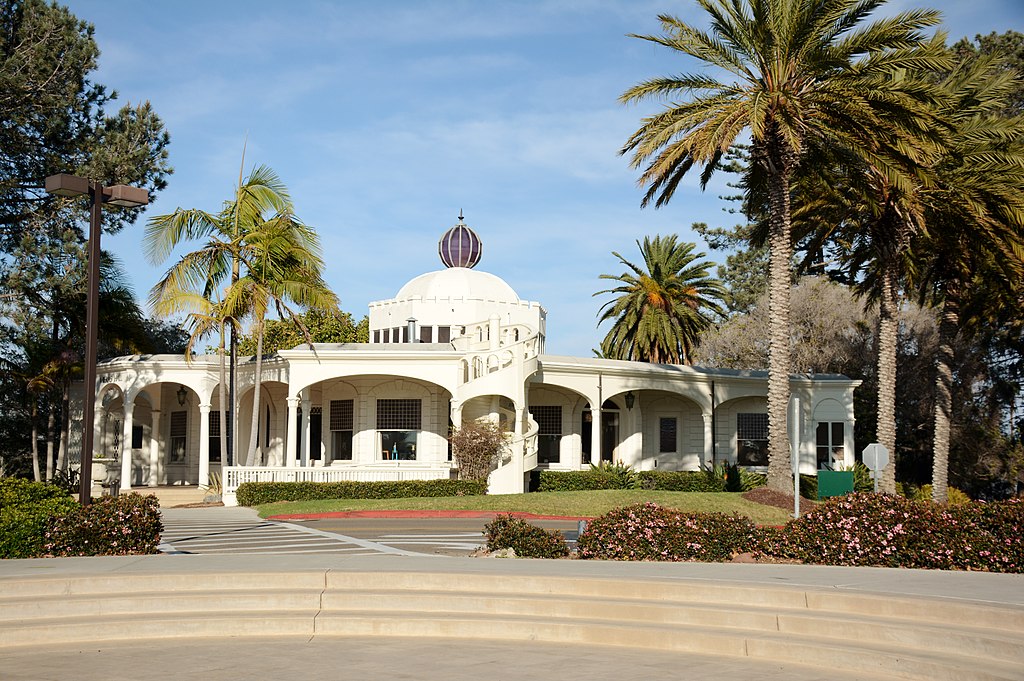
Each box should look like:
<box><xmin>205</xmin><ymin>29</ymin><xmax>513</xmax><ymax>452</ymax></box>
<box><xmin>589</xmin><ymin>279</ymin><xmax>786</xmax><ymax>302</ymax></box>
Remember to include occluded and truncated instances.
<box><xmin>1</xmin><ymin>569</ymin><xmax>1021</xmax><ymax>681</ymax></box>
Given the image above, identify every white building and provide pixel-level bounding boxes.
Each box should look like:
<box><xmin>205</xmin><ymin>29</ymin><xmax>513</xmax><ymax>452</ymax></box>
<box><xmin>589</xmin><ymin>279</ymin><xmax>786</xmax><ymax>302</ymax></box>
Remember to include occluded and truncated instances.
<box><xmin>83</xmin><ymin>218</ymin><xmax>859</xmax><ymax>504</ymax></box>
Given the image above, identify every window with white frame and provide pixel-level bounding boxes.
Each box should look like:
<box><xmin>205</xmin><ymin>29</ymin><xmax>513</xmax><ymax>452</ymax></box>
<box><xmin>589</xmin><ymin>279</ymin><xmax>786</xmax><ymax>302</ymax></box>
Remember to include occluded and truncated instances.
<box><xmin>208</xmin><ymin>411</ymin><xmax>230</xmax><ymax>463</ymax></box>
<box><xmin>530</xmin><ymin>405</ymin><xmax>562</xmax><ymax>464</ymax></box>
<box><xmin>169</xmin><ymin>411</ymin><xmax>187</xmax><ymax>465</ymax></box>
<box><xmin>330</xmin><ymin>400</ymin><xmax>354</xmax><ymax>461</ymax></box>
<box><xmin>737</xmin><ymin>413</ymin><xmax>768</xmax><ymax>466</ymax></box>
<box><xmin>377</xmin><ymin>399</ymin><xmax>420</xmax><ymax>460</ymax></box>
<box><xmin>816</xmin><ymin>422</ymin><xmax>845</xmax><ymax>468</ymax></box>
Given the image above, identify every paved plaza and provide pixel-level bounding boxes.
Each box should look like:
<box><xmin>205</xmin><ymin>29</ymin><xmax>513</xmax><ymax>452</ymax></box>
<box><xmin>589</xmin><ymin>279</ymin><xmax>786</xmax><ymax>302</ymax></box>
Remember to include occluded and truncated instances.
<box><xmin>1</xmin><ymin>635</ymin><xmax>896</xmax><ymax>681</ymax></box>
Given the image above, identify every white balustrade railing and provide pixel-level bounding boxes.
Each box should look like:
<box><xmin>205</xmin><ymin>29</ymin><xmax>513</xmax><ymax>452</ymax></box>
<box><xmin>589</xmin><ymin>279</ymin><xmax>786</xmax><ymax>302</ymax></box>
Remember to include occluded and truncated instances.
<box><xmin>222</xmin><ymin>465</ymin><xmax>451</xmax><ymax>505</ymax></box>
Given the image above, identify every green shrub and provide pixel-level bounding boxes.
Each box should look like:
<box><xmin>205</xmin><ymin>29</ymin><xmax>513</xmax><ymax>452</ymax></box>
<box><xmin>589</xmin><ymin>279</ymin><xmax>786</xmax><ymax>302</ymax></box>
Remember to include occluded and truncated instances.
<box><xmin>636</xmin><ymin>470</ymin><xmax>726</xmax><ymax>492</ymax></box>
<box><xmin>799</xmin><ymin>474</ymin><xmax>818</xmax><ymax>499</ymax></box>
<box><xmin>537</xmin><ymin>469</ymin><xmax>627</xmax><ymax>492</ymax></box>
<box><xmin>0</xmin><ymin>477</ymin><xmax>71</xmax><ymax>507</ymax></box>
<box><xmin>947</xmin><ymin>487</ymin><xmax>972</xmax><ymax>505</ymax></box>
<box><xmin>484</xmin><ymin>514</ymin><xmax>569</xmax><ymax>558</ymax></box>
<box><xmin>235</xmin><ymin>479</ymin><xmax>487</xmax><ymax>506</ymax></box>
<box><xmin>0</xmin><ymin>479</ymin><xmax>78</xmax><ymax>559</ymax></box>
<box><xmin>704</xmin><ymin>463</ymin><xmax>766</xmax><ymax>492</ymax></box>
<box><xmin>45</xmin><ymin>493</ymin><xmax>162</xmax><ymax>557</ymax></box>
<box><xmin>590</xmin><ymin>461</ymin><xmax>640</xmax><ymax>488</ymax></box>
<box><xmin>577</xmin><ymin>502</ymin><xmax>757</xmax><ymax>562</ymax></box>
<box><xmin>903</xmin><ymin>484</ymin><xmax>971</xmax><ymax>504</ymax></box>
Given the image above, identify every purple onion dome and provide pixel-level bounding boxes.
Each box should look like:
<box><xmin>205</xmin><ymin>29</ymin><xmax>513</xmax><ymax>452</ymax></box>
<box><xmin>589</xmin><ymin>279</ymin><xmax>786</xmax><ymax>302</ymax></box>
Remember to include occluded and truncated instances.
<box><xmin>438</xmin><ymin>213</ymin><xmax>482</xmax><ymax>269</ymax></box>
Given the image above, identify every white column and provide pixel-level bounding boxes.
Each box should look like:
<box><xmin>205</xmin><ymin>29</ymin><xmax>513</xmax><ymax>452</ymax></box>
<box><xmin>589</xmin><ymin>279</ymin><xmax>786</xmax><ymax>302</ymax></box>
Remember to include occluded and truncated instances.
<box><xmin>591</xmin><ymin>406</ymin><xmax>602</xmax><ymax>467</ymax></box>
<box><xmin>301</xmin><ymin>392</ymin><xmax>311</xmax><ymax>468</ymax></box>
<box><xmin>198</xmin><ymin>403</ymin><xmax>211</xmax><ymax>488</ymax></box>
<box><xmin>488</xmin><ymin>314</ymin><xmax>500</xmax><ymax>350</ymax></box>
<box><xmin>285</xmin><ymin>396</ymin><xmax>299</xmax><ymax>468</ymax></box>
<box><xmin>703</xmin><ymin>412</ymin><xmax>715</xmax><ymax>468</ymax></box>
<box><xmin>513</xmin><ymin>405</ymin><xmax>526</xmax><ymax>480</ymax></box>
<box><xmin>121</xmin><ymin>401</ymin><xmax>134</xmax><ymax>491</ymax></box>
<box><xmin>148</xmin><ymin>409</ymin><xmax>160</xmax><ymax>487</ymax></box>
<box><xmin>450</xmin><ymin>399</ymin><xmax>463</xmax><ymax>430</ymax></box>
<box><xmin>115</xmin><ymin>405</ymin><xmax>130</xmax><ymax>491</ymax></box>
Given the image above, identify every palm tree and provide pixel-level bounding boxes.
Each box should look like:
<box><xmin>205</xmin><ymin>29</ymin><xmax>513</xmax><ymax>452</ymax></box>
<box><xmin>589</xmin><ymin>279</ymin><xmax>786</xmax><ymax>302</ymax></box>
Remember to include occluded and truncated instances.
<box><xmin>152</xmin><ymin>287</ymin><xmax>232</xmax><ymax>477</ymax></box>
<box><xmin>224</xmin><ymin>217</ymin><xmax>337</xmax><ymax>465</ymax></box>
<box><xmin>912</xmin><ymin>57</ymin><xmax>1024</xmax><ymax>502</ymax></box>
<box><xmin>785</xmin><ymin>149</ymin><xmax>928</xmax><ymax>494</ymax></box>
<box><xmin>596</xmin><ymin>235</ymin><xmax>725</xmax><ymax>364</ymax></box>
<box><xmin>619</xmin><ymin>0</ymin><xmax>946</xmax><ymax>491</ymax></box>
<box><xmin>145</xmin><ymin>164</ymin><xmax>337</xmax><ymax>467</ymax></box>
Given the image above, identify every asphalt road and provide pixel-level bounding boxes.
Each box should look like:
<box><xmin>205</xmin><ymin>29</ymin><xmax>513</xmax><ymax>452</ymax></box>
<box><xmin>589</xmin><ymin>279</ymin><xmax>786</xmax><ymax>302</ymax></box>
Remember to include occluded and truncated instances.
<box><xmin>160</xmin><ymin>507</ymin><xmax>584</xmax><ymax>557</ymax></box>
<box><xmin>285</xmin><ymin>516</ymin><xmax>585</xmax><ymax>556</ymax></box>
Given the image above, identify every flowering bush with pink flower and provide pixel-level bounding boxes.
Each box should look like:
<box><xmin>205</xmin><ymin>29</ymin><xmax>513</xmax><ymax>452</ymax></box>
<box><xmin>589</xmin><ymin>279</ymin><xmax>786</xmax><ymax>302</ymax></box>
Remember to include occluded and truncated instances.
<box><xmin>760</xmin><ymin>494</ymin><xmax>1023</xmax><ymax>572</ymax></box>
<box><xmin>570</xmin><ymin>495</ymin><xmax>1022</xmax><ymax>572</ymax></box>
<box><xmin>44</xmin><ymin>493</ymin><xmax>163</xmax><ymax>557</ymax></box>
<box><xmin>577</xmin><ymin>502</ymin><xmax>757</xmax><ymax>562</ymax></box>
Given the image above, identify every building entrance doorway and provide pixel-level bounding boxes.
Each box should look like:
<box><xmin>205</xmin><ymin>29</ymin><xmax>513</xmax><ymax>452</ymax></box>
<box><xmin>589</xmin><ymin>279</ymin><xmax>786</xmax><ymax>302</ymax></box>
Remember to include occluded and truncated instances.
<box><xmin>581</xmin><ymin>401</ymin><xmax>620</xmax><ymax>464</ymax></box>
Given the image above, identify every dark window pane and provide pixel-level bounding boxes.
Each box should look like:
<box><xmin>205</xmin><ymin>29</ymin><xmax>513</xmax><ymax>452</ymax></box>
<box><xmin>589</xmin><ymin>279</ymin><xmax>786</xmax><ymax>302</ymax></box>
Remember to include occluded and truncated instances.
<box><xmin>438</xmin><ymin>326</ymin><xmax>451</xmax><ymax>343</ymax></box>
<box><xmin>377</xmin><ymin>399</ymin><xmax>421</xmax><ymax>430</ymax></box>
<box><xmin>330</xmin><ymin>400</ymin><xmax>354</xmax><ymax>430</ymax></box>
<box><xmin>659</xmin><ymin>417</ymin><xmax>677</xmax><ymax>453</ymax></box>
<box><xmin>332</xmin><ymin>431</ymin><xmax>353</xmax><ymax>460</ymax></box>
<box><xmin>381</xmin><ymin>431</ymin><xmax>417</xmax><ymax>460</ymax></box>
<box><xmin>529</xmin><ymin>405</ymin><xmax>561</xmax><ymax>435</ymax></box>
<box><xmin>131</xmin><ymin>425</ymin><xmax>144</xmax><ymax>450</ymax></box>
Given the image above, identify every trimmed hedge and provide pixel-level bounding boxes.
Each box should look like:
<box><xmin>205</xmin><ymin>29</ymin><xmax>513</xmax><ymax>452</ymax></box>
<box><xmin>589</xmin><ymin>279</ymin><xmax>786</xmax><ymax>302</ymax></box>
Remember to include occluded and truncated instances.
<box><xmin>538</xmin><ymin>468</ymin><xmax>726</xmax><ymax>493</ymax></box>
<box><xmin>484</xmin><ymin>514</ymin><xmax>570</xmax><ymax>558</ymax></box>
<box><xmin>45</xmin><ymin>493</ymin><xmax>162</xmax><ymax>557</ymax></box>
<box><xmin>235</xmin><ymin>479</ymin><xmax>488</xmax><ymax>506</ymax></box>
<box><xmin>0</xmin><ymin>479</ymin><xmax>78</xmax><ymax>559</ymax></box>
<box><xmin>637</xmin><ymin>470</ymin><xmax>727</xmax><ymax>492</ymax></box>
<box><xmin>577</xmin><ymin>502</ymin><xmax>756</xmax><ymax>562</ymax></box>
<box><xmin>537</xmin><ymin>469</ymin><xmax>627</xmax><ymax>492</ymax></box>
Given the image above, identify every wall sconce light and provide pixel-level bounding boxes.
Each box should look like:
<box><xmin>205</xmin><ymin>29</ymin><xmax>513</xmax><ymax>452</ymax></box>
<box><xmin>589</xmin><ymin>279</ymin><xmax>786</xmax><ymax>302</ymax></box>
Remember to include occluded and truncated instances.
<box><xmin>624</xmin><ymin>391</ymin><xmax>635</xmax><ymax>410</ymax></box>
<box><xmin>176</xmin><ymin>385</ymin><xmax>188</xmax><ymax>406</ymax></box>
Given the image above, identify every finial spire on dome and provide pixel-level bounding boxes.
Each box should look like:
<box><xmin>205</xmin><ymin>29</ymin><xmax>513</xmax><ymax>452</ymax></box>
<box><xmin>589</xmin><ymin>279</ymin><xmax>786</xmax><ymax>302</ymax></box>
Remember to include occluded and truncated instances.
<box><xmin>438</xmin><ymin>212</ymin><xmax>482</xmax><ymax>269</ymax></box>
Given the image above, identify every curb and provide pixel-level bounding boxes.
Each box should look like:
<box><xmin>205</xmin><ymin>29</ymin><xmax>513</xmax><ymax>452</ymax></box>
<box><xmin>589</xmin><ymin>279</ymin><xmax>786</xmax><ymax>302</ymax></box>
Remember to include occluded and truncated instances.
<box><xmin>266</xmin><ymin>510</ymin><xmax>594</xmax><ymax>521</ymax></box>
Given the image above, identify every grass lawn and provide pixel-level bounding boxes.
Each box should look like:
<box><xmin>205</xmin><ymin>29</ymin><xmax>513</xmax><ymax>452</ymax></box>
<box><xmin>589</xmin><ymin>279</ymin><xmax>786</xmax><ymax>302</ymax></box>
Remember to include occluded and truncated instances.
<box><xmin>256</xmin><ymin>489</ymin><xmax>793</xmax><ymax>525</ymax></box>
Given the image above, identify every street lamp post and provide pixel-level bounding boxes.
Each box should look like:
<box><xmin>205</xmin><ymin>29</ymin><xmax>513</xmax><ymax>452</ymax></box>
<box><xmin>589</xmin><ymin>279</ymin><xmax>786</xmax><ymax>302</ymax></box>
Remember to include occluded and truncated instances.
<box><xmin>45</xmin><ymin>174</ymin><xmax>149</xmax><ymax>505</ymax></box>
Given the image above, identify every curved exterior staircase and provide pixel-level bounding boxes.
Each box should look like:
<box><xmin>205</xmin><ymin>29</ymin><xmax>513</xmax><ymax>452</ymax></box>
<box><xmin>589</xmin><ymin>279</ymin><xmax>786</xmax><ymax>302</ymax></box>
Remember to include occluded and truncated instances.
<box><xmin>1</xmin><ymin>555</ymin><xmax>1022</xmax><ymax>680</ymax></box>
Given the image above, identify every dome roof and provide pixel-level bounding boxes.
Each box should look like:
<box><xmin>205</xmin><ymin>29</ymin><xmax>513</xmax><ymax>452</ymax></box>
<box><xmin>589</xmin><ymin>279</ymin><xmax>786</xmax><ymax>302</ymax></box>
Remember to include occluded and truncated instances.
<box><xmin>438</xmin><ymin>214</ymin><xmax>482</xmax><ymax>268</ymax></box>
<box><xmin>395</xmin><ymin>267</ymin><xmax>520</xmax><ymax>303</ymax></box>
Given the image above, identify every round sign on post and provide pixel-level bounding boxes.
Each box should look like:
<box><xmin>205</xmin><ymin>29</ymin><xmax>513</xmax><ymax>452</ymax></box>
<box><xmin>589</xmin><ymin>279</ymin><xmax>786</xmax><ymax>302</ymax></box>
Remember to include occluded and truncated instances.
<box><xmin>861</xmin><ymin>443</ymin><xmax>890</xmax><ymax>493</ymax></box>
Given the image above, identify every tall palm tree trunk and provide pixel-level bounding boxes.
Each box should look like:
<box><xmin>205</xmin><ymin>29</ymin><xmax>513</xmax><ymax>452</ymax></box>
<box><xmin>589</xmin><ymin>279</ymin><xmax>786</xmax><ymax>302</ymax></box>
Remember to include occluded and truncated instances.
<box><xmin>246</xmin><ymin>321</ymin><xmax>264</xmax><ymax>466</ymax></box>
<box><xmin>876</xmin><ymin>266</ymin><xmax>899</xmax><ymax>493</ymax></box>
<box><xmin>765</xmin><ymin>137</ymin><xmax>795</xmax><ymax>493</ymax></box>
<box><xmin>218</xmin><ymin>328</ymin><xmax>228</xmax><ymax>470</ymax></box>
<box><xmin>931</xmin><ymin>282</ymin><xmax>959</xmax><ymax>503</ymax></box>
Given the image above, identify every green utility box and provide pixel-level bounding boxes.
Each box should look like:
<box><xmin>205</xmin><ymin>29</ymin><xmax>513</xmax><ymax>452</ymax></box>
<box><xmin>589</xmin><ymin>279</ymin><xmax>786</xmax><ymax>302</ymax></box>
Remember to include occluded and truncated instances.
<box><xmin>817</xmin><ymin>470</ymin><xmax>855</xmax><ymax>499</ymax></box>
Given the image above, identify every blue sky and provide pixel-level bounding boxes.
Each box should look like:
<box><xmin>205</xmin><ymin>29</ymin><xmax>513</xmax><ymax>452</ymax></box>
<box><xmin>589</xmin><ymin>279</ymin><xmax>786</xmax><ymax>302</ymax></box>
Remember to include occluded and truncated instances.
<box><xmin>64</xmin><ymin>0</ymin><xmax>1024</xmax><ymax>357</ymax></box>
